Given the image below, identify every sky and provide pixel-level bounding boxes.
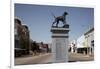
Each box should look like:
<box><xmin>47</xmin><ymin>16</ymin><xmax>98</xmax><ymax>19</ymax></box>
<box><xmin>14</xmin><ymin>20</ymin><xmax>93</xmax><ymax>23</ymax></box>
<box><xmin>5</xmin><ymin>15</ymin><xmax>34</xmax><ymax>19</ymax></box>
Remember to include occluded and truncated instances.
<box><xmin>15</xmin><ymin>3</ymin><xmax>94</xmax><ymax>43</ymax></box>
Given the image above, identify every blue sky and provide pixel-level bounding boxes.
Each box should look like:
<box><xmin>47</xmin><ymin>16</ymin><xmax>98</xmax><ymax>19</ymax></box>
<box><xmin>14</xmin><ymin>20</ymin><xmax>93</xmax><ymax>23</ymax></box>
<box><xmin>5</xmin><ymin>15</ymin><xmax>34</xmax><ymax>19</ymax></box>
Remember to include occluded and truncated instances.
<box><xmin>15</xmin><ymin>3</ymin><xmax>94</xmax><ymax>43</ymax></box>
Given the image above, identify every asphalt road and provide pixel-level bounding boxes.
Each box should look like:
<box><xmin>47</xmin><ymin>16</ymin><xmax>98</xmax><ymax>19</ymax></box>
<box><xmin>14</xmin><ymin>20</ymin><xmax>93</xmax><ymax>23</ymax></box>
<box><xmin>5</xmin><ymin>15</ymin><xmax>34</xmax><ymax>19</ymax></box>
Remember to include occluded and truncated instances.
<box><xmin>15</xmin><ymin>53</ymin><xmax>52</xmax><ymax>65</ymax></box>
<box><xmin>15</xmin><ymin>53</ymin><xmax>94</xmax><ymax>65</ymax></box>
<box><xmin>68</xmin><ymin>53</ymin><xmax>94</xmax><ymax>62</ymax></box>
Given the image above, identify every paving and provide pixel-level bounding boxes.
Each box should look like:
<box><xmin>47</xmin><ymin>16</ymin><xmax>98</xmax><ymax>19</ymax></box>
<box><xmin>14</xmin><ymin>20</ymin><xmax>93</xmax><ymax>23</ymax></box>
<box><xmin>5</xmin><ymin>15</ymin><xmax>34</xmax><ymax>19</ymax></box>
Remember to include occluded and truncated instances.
<box><xmin>15</xmin><ymin>52</ymin><xmax>94</xmax><ymax>65</ymax></box>
<box><xmin>15</xmin><ymin>53</ymin><xmax>52</xmax><ymax>65</ymax></box>
<box><xmin>68</xmin><ymin>53</ymin><xmax>94</xmax><ymax>62</ymax></box>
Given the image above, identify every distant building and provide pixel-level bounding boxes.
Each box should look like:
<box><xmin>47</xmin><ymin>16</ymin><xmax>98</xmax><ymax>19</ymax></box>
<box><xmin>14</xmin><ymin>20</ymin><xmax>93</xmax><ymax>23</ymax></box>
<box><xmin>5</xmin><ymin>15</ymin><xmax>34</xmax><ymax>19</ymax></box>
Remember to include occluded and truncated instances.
<box><xmin>37</xmin><ymin>42</ymin><xmax>50</xmax><ymax>53</ymax></box>
<box><xmin>69</xmin><ymin>40</ymin><xmax>77</xmax><ymax>53</ymax></box>
<box><xmin>14</xmin><ymin>17</ymin><xmax>30</xmax><ymax>57</ymax></box>
<box><xmin>76</xmin><ymin>27</ymin><xmax>94</xmax><ymax>55</ymax></box>
<box><xmin>77</xmin><ymin>35</ymin><xmax>88</xmax><ymax>54</ymax></box>
<box><xmin>22</xmin><ymin>25</ymin><xmax>30</xmax><ymax>54</ymax></box>
<box><xmin>84</xmin><ymin>27</ymin><xmax>94</xmax><ymax>55</ymax></box>
<box><xmin>15</xmin><ymin>18</ymin><xmax>22</xmax><ymax>50</ymax></box>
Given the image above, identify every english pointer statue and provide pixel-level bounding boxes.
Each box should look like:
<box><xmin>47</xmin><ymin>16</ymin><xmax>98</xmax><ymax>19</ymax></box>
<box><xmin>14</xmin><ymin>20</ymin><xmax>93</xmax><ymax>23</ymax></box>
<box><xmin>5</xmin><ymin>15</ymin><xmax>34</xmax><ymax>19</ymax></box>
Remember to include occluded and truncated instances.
<box><xmin>52</xmin><ymin>12</ymin><xmax>68</xmax><ymax>27</ymax></box>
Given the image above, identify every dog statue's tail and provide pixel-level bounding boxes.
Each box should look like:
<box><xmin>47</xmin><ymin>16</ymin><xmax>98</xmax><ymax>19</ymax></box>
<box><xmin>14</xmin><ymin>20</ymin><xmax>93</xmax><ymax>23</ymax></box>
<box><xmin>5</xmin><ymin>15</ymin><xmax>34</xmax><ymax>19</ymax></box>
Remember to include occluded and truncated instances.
<box><xmin>51</xmin><ymin>12</ymin><xmax>56</xmax><ymax>18</ymax></box>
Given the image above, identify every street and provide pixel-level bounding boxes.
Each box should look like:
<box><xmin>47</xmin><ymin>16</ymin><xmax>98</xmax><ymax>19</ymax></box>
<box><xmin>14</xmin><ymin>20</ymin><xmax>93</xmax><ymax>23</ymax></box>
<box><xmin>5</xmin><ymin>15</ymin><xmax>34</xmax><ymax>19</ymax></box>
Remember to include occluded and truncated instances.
<box><xmin>15</xmin><ymin>53</ymin><xmax>52</xmax><ymax>65</ymax></box>
<box><xmin>15</xmin><ymin>52</ymin><xmax>94</xmax><ymax>65</ymax></box>
<box><xmin>68</xmin><ymin>53</ymin><xmax>94</xmax><ymax>62</ymax></box>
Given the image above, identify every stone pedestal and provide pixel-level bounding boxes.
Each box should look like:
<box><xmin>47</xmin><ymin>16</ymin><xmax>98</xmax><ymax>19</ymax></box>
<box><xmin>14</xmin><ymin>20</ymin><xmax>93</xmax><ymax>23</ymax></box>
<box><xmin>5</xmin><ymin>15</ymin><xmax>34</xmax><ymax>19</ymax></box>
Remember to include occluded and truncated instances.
<box><xmin>51</xmin><ymin>25</ymin><xmax>69</xmax><ymax>63</ymax></box>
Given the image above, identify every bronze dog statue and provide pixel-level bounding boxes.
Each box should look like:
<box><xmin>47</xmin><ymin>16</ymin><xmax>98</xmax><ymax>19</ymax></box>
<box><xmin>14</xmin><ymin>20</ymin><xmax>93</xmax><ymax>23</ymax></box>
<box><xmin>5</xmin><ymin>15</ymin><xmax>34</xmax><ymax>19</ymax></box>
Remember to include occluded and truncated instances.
<box><xmin>52</xmin><ymin>12</ymin><xmax>68</xmax><ymax>27</ymax></box>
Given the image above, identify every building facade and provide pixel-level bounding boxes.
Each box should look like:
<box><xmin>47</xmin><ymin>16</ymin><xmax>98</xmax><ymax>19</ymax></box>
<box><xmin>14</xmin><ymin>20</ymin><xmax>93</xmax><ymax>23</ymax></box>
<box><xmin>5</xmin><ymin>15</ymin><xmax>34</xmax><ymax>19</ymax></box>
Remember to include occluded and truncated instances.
<box><xmin>84</xmin><ymin>27</ymin><xmax>94</xmax><ymax>55</ymax></box>
<box><xmin>14</xmin><ymin>17</ymin><xmax>30</xmax><ymax>57</ymax></box>
<box><xmin>69</xmin><ymin>40</ymin><xmax>77</xmax><ymax>53</ymax></box>
<box><xmin>76</xmin><ymin>35</ymin><xmax>88</xmax><ymax>54</ymax></box>
<box><xmin>76</xmin><ymin>27</ymin><xmax>94</xmax><ymax>55</ymax></box>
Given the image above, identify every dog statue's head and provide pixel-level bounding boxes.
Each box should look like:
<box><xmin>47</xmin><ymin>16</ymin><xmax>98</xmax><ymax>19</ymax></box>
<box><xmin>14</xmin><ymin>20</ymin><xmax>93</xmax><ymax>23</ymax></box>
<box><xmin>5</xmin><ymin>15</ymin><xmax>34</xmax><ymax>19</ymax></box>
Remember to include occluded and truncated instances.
<box><xmin>64</xmin><ymin>12</ymin><xmax>68</xmax><ymax>15</ymax></box>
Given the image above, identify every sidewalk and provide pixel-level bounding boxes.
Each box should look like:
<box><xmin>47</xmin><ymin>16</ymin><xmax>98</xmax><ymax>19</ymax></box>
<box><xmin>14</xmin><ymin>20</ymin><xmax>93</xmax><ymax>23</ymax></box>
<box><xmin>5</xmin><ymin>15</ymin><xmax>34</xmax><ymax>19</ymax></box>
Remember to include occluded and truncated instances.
<box><xmin>68</xmin><ymin>53</ymin><xmax>94</xmax><ymax>62</ymax></box>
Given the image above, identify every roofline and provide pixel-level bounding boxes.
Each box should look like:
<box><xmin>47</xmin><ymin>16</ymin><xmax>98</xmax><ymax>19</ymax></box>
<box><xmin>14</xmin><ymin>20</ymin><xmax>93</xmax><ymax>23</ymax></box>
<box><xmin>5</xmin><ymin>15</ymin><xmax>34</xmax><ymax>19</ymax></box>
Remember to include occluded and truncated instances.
<box><xmin>84</xmin><ymin>27</ymin><xmax>94</xmax><ymax>35</ymax></box>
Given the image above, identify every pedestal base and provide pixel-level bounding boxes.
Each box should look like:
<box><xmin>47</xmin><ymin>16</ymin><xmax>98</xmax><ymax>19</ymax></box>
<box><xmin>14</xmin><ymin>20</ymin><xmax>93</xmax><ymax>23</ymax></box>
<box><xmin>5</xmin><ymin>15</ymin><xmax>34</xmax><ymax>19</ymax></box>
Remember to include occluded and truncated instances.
<box><xmin>51</xmin><ymin>27</ymin><xmax>69</xmax><ymax>63</ymax></box>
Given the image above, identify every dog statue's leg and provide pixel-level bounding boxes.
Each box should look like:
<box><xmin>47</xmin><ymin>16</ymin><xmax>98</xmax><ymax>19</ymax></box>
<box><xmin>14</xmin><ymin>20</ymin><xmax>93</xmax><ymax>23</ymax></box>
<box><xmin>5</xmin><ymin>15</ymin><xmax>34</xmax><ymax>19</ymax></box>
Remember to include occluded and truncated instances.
<box><xmin>52</xmin><ymin>20</ymin><xmax>56</xmax><ymax>26</ymax></box>
<box><xmin>63</xmin><ymin>20</ymin><xmax>66</xmax><ymax>25</ymax></box>
<box><xmin>52</xmin><ymin>19</ymin><xmax>57</xmax><ymax>27</ymax></box>
<box><xmin>56</xmin><ymin>20</ymin><xmax>59</xmax><ymax>27</ymax></box>
<box><xmin>52</xmin><ymin>22</ymin><xmax>55</xmax><ymax>26</ymax></box>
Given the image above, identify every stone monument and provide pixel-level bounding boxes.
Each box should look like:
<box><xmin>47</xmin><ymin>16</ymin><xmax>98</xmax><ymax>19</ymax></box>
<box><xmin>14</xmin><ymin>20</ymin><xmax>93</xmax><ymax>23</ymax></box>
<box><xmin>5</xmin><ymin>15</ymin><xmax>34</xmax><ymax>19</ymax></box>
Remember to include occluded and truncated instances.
<box><xmin>51</xmin><ymin>12</ymin><xmax>69</xmax><ymax>63</ymax></box>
